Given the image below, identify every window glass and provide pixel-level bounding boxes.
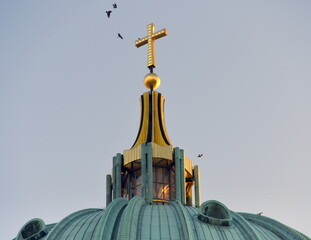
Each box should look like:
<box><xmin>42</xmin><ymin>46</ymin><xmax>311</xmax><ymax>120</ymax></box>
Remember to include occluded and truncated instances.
<box><xmin>122</xmin><ymin>159</ymin><xmax>176</xmax><ymax>203</ymax></box>
<box><xmin>122</xmin><ymin>165</ymin><xmax>142</xmax><ymax>199</ymax></box>
<box><xmin>152</xmin><ymin>164</ymin><xmax>174</xmax><ymax>201</ymax></box>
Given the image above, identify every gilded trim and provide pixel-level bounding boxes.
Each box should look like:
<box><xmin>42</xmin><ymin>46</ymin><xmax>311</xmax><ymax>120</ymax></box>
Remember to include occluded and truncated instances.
<box><xmin>131</xmin><ymin>92</ymin><xmax>172</xmax><ymax>149</ymax></box>
<box><xmin>158</xmin><ymin>93</ymin><xmax>171</xmax><ymax>145</ymax></box>
<box><xmin>131</xmin><ymin>95</ymin><xmax>144</xmax><ymax>148</ymax></box>
<box><xmin>184</xmin><ymin>156</ymin><xmax>193</xmax><ymax>175</ymax></box>
<box><xmin>124</xmin><ymin>143</ymin><xmax>173</xmax><ymax>166</ymax></box>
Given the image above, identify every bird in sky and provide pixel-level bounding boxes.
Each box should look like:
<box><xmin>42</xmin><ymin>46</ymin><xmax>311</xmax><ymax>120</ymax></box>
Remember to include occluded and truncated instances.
<box><xmin>106</xmin><ymin>10</ymin><xmax>112</xmax><ymax>18</ymax></box>
<box><xmin>257</xmin><ymin>212</ymin><xmax>263</xmax><ymax>216</ymax></box>
<box><xmin>118</xmin><ymin>33</ymin><xmax>123</xmax><ymax>39</ymax></box>
<box><xmin>197</xmin><ymin>154</ymin><xmax>203</xmax><ymax>158</ymax></box>
<box><xmin>113</xmin><ymin>3</ymin><xmax>117</xmax><ymax>8</ymax></box>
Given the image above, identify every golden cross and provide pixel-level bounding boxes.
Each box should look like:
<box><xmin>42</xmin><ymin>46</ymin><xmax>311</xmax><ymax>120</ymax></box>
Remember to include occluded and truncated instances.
<box><xmin>135</xmin><ymin>23</ymin><xmax>168</xmax><ymax>70</ymax></box>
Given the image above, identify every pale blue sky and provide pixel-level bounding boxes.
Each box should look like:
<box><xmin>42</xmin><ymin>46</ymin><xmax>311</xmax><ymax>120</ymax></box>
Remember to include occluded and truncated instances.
<box><xmin>1</xmin><ymin>0</ymin><xmax>310</xmax><ymax>239</ymax></box>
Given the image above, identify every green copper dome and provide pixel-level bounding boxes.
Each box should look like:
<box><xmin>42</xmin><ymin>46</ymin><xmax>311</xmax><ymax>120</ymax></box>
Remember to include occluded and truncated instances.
<box><xmin>14</xmin><ymin>197</ymin><xmax>309</xmax><ymax>240</ymax></box>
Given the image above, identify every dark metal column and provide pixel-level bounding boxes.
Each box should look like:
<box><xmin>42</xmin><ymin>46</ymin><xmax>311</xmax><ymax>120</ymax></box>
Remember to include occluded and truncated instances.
<box><xmin>106</xmin><ymin>174</ymin><xmax>112</xmax><ymax>207</ymax></box>
<box><xmin>174</xmin><ymin>147</ymin><xmax>181</xmax><ymax>202</ymax></box>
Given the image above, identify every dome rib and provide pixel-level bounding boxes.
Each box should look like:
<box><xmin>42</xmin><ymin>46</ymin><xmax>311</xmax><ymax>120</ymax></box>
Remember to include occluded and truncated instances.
<box><xmin>64</xmin><ymin>210</ymin><xmax>102</xmax><ymax>240</ymax></box>
<box><xmin>46</xmin><ymin>209</ymin><xmax>102</xmax><ymax>240</ymax></box>
<box><xmin>93</xmin><ymin>198</ymin><xmax>128</xmax><ymax>240</ymax></box>
<box><xmin>183</xmin><ymin>206</ymin><xmax>206</xmax><ymax>239</ymax></box>
<box><xmin>137</xmin><ymin>201</ymin><xmax>188</xmax><ymax>239</ymax></box>
<box><xmin>75</xmin><ymin>211</ymin><xmax>102</xmax><ymax>240</ymax></box>
<box><xmin>248</xmin><ymin>221</ymin><xmax>283</xmax><ymax>239</ymax></box>
<box><xmin>117</xmin><ymin>196</ymin><xmax>145</xmax><ymax>239</ymax></box>
<box><xmin>239</xmin><ymin>213</ymin><xmax>310</xmax><ymax>240</ymax></box>
<box><xmin>170</xmin><ymin>200</ymin><xmax>195</xmax><ymax>240</ymax></box>
<box><xmin>230</xmin><ymin>212</ymin><xmax>261</xmax><ymax>240</ymax></box>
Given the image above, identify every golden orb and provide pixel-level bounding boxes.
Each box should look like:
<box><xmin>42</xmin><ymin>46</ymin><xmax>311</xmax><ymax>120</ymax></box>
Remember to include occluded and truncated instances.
<box><xmin>144</xmin><ymin>73</ymin><xmax>161</xmax><ymax>90</ymax></box>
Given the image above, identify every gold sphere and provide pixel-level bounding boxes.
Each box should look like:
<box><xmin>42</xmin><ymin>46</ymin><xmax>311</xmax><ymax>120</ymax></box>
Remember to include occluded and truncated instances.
<box><xmin>144</xmin><ymin>73</ymin><xmax>161</xmax><ymax>90</ymax></box>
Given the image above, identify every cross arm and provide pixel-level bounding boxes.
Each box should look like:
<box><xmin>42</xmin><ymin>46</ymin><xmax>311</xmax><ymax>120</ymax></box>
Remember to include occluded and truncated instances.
<box><xmin>153</xmin><ymin>29</ymin><xmax>168</xmax><ymax>40</ymax></box>
<box><xmin>135</xmin><ymin>37</ymin><xmax>149</xmax><ymax>48</ymax></box>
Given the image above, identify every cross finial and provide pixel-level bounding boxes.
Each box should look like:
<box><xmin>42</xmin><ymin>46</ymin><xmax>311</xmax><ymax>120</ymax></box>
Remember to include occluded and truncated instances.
<box><xmin>135</xmin><ymin>23</ymin><xmax>168</xmax><ymax>72</ymax></box>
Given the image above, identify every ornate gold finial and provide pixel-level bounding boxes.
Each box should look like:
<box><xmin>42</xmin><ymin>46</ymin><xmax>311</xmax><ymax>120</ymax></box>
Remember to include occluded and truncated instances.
<box><xmin>135</xmin><ymin>23</ymin><xmax>168</xmax><ymax>71</ymax></box>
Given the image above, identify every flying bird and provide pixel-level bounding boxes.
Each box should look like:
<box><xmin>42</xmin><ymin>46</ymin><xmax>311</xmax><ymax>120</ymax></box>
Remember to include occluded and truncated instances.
<box><xmin>106</xmin><ymin>10</ymin><xmax>112</xmax><ymax>18</ymax></box>
<box><xmin>118</xmin><ymin>33</ymin><xmax>123</xmax><ymax>39</ymax></box>
<box><xmin>197</xmin><ymin>154</ymin><xmax>203</xmax><ymax>158</ymax></box>
<box><xmin>113</xmin><ymin>3</ymin><xmax>117</xmax><ymax>8</ymax></box>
